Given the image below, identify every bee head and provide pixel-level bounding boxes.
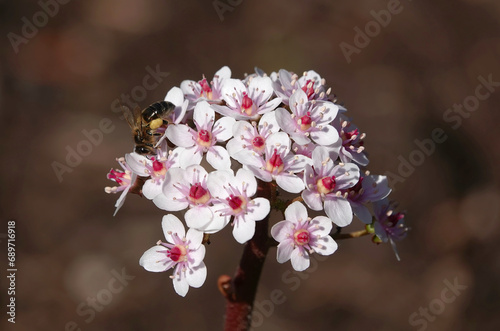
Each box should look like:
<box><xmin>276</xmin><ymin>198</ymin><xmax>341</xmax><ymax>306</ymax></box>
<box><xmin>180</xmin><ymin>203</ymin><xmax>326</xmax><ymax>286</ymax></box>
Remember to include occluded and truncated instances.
<box><xmin>135</xmin><ymin>146</ymin><xmax>154</xmax><ymax>155</ymax></box>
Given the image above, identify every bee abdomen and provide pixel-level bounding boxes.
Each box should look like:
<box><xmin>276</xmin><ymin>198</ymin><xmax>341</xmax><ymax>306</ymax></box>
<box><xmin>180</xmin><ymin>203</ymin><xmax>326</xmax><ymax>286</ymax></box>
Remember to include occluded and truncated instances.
<box><xmin>143</xmin><ymin>101</ymin><xmax>175</xmax><ymax>122</ymax></box>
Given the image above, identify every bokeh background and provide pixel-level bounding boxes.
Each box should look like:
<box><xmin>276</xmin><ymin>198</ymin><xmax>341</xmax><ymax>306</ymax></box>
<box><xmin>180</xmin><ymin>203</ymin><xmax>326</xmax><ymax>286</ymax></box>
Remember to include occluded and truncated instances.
<box><xmin>1</xmin><ymin>0</ymin><xmax>500</xmax><ymax>330</ymax></box>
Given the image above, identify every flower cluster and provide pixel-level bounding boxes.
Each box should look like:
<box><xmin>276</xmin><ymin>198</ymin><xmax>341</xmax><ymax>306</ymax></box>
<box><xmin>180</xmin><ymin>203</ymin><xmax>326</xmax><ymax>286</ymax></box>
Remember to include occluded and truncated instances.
<box><xmin>105</xmin><ymin>66</ymin><xmax>408</xmax><ymax>296</ymax></box>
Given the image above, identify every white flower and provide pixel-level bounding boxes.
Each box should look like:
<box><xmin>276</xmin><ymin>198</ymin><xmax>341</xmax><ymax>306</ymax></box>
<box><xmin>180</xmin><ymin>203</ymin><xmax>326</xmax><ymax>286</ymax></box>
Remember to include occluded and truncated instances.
<box><xmin>125</xmin><ymin>143</ymin><xmax>180</xmax><ymax>208</ymax></box>
<box><xmin>334</xmin><ymin>116</ymin><xmax>369</xmax><ymax>166</ymax></box>
<box><xmin>302</xmin><ymin>146</ymin><xmax>360</xmax><ymax>227</ymax></box>
<box><xmin>139</xmin><ymin>214</ymin><xmax>207</xmax><ymax>297</ymax></box>
<box><xmin>275</xmin><ymin>89</ymin><xmax>339</xmax><ymax>146</ymax></box>
<box><xmin>226</xmin><ymin>111</ymin><xmax>280</xmax><ymax>164</ymax></box>
<box><xmin>271</xmin><ymin>69</ymin><xmax>331</xmax><ymax>105</ymax></box>
<box><xmin>212</xmin><ymin>76</ymin><xmax>282</xmax><ymax>120</ymax></box>
<box><xmin>235</xmin><ymin>132</ymin><xmax>312</xmax><ymax>193</ymax></box>
<box><xmin>159</xmin><ymin>165</ymin><xmax>229</xmax><ymax>233</ymax></box>
<box><xmin>104</xmin><ymin>157</ymin><xmax>136</xmax><ymax>216</ymax></box>
<box><xmin>180</xmin><ymin>66</ymin><xmax>231</xmax><ymax>109</ymax></box>
<box><xmin>166</xmin><ymin>101</ymin><xmax>235</xmax><ymax>170</ymax></box>
<box><xmin>271</xmin><ymin>201</ymin><xmax>337</xmax><ymax>271</ymax></box>
<box><xmin>207</xmin><ymin>169</ymin><xmax>271</xmax><ymax>244</ymax></box>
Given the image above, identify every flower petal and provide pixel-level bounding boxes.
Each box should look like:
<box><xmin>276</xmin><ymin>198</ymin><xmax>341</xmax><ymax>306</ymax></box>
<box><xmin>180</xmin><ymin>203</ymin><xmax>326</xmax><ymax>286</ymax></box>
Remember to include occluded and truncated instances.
<box><xmin>271</xmin><ymin>220</ymin><xmax>294</xmax><ymax>242</ymax></box>
<box><xmin>310</xmin><ymin>125</ymin><xmax>339</xmax><ymax>146</ymax></box>
<box><xmin>313</xmin><ymin>235</ymin><xmax>338</xmax><ymax>256</ymax></box>
<box><xmin>185</xmin><ymin>206</ymin><xmax>214</xmax><ymax>231</ymax></box>
<box><xmin>173</xmin><ymin>272</ymin><xmax>189</xmax><ymax>297</ymax></box>
<box><xmin>193</xmin><ymin>101</ymin><xmax>214</xmax><ymax>127</ymax></box>
<box><xmin>186</xmin><ymin>261</ymin><xmax>207</xmax><ymax>288</ymax></box>
<box><xmin>235</xmin><ymin>168</ymin><xmax>257</xmax><ymax>196</ymax></box>
<box><xmin>214</xmin><ymin>116</ymin><xmax>236</xmax><ymax>142</ymax></box>
<box><xmin>276</xmin><ymin>173</ymin><xmax>305</xmax><ymax>193</ymax></box>
<box><xmin>324</xmin><ymin>197</ymin><xmax>353</xmax><ymax>227</ymax></box>
<box><xmin>139</xmin><ymin>246</ymin><xmax>172</xmax><ymax>272</ymax></box>
<box><xmin>276</xmin><ymin>240</ymin><xmax>294</xmax><ymax>263</ymax></box>
<box><xmin>233</xmin><ymin>218</ymin><xmax>256</xmax><ymax>244</ymax></box>
<box><xmin>309</xmin><ymin>216</ymin><xmax>333</xmax><ymax>236</ymax></box>
<box><xmin>207</xmin><ymin>145</ymin><xmax>231</xmax><ymax>170</ymax></box>
<box><xmin>290</xmin><ymin>248</ymin><xmax>310</xmax><ymax>271</ymax></box>
<box><xmin>162</xmin><ymin>214</ymin><xmax>186</xmax><ymax>242</ymax></box>
<box><xmin>285</xmin><ymin>201</ymin><xmax>308</xmax><ymax>223</ymax></box>
<box><xmin>301</xmin><ymin>188</ymin><xmax>323</xmax><ymax>211</ymax></box>
<box><xmin>246</xmin><ymin>197</ymin><xmax>270</xmax><ymax>222</ymax></box>
<box><xmin>166</xmin><ymin>125</ymin><xmax>194</xmax><ymax>148</ymax></box>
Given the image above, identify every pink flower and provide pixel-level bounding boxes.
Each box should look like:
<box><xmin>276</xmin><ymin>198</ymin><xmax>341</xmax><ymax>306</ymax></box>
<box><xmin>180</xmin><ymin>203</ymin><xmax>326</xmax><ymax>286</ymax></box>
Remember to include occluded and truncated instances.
<box><xmin>181</xmin><ymin>66</ymin><xmax>231</xmax><ymax>109</ymax></box>
<box><xmin>302</xmin><ymin>146</ymin><xmax>360</xmax><ymax>227</ymax></box>
<box><xmin>212</xmin><ymin>76</ymin><xmax>282</xmax><ymax>120</ymax></box>
<box><xmin>207</xmin><ymin>169</ymin><xmax>271</xmax><ymax>243</ymax></box>
<box><xmin>271</xmin><ymin>201</ymin><xmax>338</xmax><ymax>271</ymax></box>
<box><xmin>236</xmin><ymin>132</ymin><xmax>312</xmax><ymax>193</ymax></box>
<box><xmin>125</xmin><ymin>143</ymin><xmax>180</xmax><ymax>208</ymax></box>
<box><xmin>166</xmin><ymin>101</ymin><xmax>235</xmax><ymax>170</ymax></box>
<box><xmin>105</xmin><ymin>157</ymin><xmax>136</xmax><ymax>216</ymax></box>
<box><xmin>160</xmin><ymin>165</ymin><xmax>229</xmax><ymax>233</ymax></box>
<box><xmin>373</xmin><ymin>199</ymin><xmax>409</xmax><ymax>261</ymax></box>
<box><xmin>271</xmin><ymin>69</ymin><xmax>331</xmax><ymax>105</ymax></box>
<box><xmin>140</xmin><ymin>215</ymin><xmax>207</xmax><ymax>297</ymax></box>
<box><xmin>334</xmin><ymin>116</ymin><xmax>369</xmax><ymax>166</ymax></box>
<box><xmin>275</xmin><ymin>89</ymin><xmax>339</xmax><ymax>146</ymax></box>
<box><xmin>226</xmin><ymin>111</ymin><xmax>280</xmax><ymax>163</ymax></box>
<box><xmin>342</xmin><ymin>174</ymin><xmax>391</xmax><ymax>224</ymax></box>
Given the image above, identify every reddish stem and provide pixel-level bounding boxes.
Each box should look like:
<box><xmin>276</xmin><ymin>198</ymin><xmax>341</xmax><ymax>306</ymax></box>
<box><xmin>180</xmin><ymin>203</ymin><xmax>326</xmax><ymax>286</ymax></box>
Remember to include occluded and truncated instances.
<box><xmin>219</xmin><ymin>180</ymin><xmax>273</xmax><ymax>331</ymax></box>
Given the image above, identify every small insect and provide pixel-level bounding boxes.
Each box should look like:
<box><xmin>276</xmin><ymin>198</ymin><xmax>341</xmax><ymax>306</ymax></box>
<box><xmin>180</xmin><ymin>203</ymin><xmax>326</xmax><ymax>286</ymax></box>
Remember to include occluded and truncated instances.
<box><xmin>122</xmin><ymin>101</ymin><xmax>176</xmax><ymax>155</ymax></box>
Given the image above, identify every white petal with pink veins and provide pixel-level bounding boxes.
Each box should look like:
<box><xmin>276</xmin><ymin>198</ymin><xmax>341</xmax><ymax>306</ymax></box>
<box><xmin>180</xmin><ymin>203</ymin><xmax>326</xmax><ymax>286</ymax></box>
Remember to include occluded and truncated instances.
<box><xmin>271</xmin><ymin>221</ymin><xmax>293</xmax><ymax>242</ymax></box>
<box><xmin>259</xmin><ymin>111</ymin><xmax>280</xmax><ymax>134</ymax></box>
<box><xmin>125</xmin><ymin>153</ymin><xmax>148</xmax><ymax>176</ymax></box>
<box><xmin>275</xmin><ymin>108</ymin><xmax>297</xmax><ymax>136</ymax></box>
<box><xmin>179</xmin><ymin>146</ymin><xmax>203</xmax><ymax>168</ymax></box>
<box><xmin>324</xmin><ymin>197</ymin><xmax>353</xmax><ymax>227</ymax></box>
<box><xmin>186</xmin><ymin>261</ymin><xmax>207</xmax><ymax>288</ymax></box>
<box><xmin>215</xmin><ymin>66</ymin><xmax>231</xmax><ymax>79</ymax></box>
<box><xmin>310</xmin><ymin>216</ymin><xmax>333</xmax><ymax>237</ymax></box>
<box><xmin>173</xmin><ymin>274</ymin><xmax>189</xmax><ymax>297</ymax></box>
<box><xmin>276</xmin><ymin>173</ymin><xmax>304</xmax><ymax>193</ymax></box>
<box><xmin>232</xmin><ymin>149</ymin><xmax>263</xmax><ymax>168</ymax></box>
<box><xmin>161</xmin><ymin>214</ymin><xmax>186</xmax><ymax>242</ymax></box>
<box><xmin>139</xmin><ymin>246</ymin><xmax>173</xmax><ymax>272</ymax></box>
<box><xmin>310</xmin><ymin>124</ymin><xmax>339</xmax><ymax>146</ymax></box>
<box><xmin>334</xmin><ymin>163</ymin><xmax>360</xmax><ymax>190</ymax></box>
<box><xmin>235</xmin><ymin>168</ymin><xmax>257</xmax><ymax>196</ymax></box>
<box><xmin>142</xmin><ymin>180</ymin><xmax>162</xmax><ymax>200</ymax></box>
<box><xmin>290</xmin><ymin>248</ymin><xmax>310</xmax><ymax>271</ymax></box>
<box><xmin>284</xmin><ymin>201</ymin><xmax>308</xmax><ymax>223</ymax></box>
<box><xmin>165</xmin><ymin>86</ymin><xmax>184</xmax><ymax>107</ymax></box>
<box><xmin>285</xmin><ymin>154</ymin><xmax>312</xmax><ymax>173</ymax></box>
<box><xmin>301</xmin><ymin>189</ymin><xmax>323</xmax><ymax>211</ymax></box>
<box><xmin>193</xmin><ymin>101</ymin><xmax>214</xmax><ymax>127</ymax></box>
<box><xmin>289</xmin><ymin>88</ymin><xmax>308</xmax><ymax>108</ymax></box>
<box><xmin>185</xmin><ymin>228</ymin><xmax>204</xmax><ymax>251</ymax></box>
<box><xmin>206</xmin><ymin>145</ymin><xmax>231</xmax><ymax>170</ymax></box>
<box><xmin>221</xmin><ymin>79</ymin><xmax>247</xmax><ymax>109</ymax></box>
<box><xmin>153</xmin><ymin>192</ymin><xmax>188</xmax><ymax>211</ymax></box>
<box><xmin>313</xmin><ymin>236</ymin><xmax>338</xmax><ymax>255</ymax></box>
<box><xmin>265</xmin><ymin>132</ymin><xmax>290</xmax><ymax>156</ymax></box>
<box><xmin>207</xmin><ymin>170</ymin><xmax>234</xmax><ymax>199</ymax></box>
<box><xmin>233</xmin><ymin>218</ymin><xmax>256</xmax><ymax>244</ymax></box>
<box><xmin>246</xmin><ymin>198</ymin><xmax>270</xmax><ymax>222</ymax></box>
<box><xmin>185</xmin><ymin>206</ymin><xmax>214</xmax><ymax>231</ymax></box>
<box><xmin>166</xmin><ymin>125</ymin><xmax>194</xmax><ymax>147</ymax></box>
<box><xmin>245</xmin><ymin>164</ymin><xmax>273</xmax><ymax>182</ymax></box>
<box><xmin>214</xmin><ymin>116</ymin><xmax>236</xmax><ymax>141</ymax></box>
<box><xmin>276</xmin><ymin>239</ymin><xmax>294</xmax><ymax>263</ymax></box>
<box><xmin>249</xmin><ymin>76</ymin><xmax>274</xmax><ymax>103</ymax></box>
<box><xmin>258</xmin><ymin>97</ymin><xmax>282</xmax><ymax>114</ymax></box>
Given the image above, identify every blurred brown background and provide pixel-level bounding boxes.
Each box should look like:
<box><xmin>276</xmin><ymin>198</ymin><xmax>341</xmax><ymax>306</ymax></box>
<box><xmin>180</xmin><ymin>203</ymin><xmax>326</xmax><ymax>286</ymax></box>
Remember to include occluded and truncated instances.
<box><xmin>1</xmin><ymin>0</ymin><xmax>500</xmax><ymax>330</ymax></box>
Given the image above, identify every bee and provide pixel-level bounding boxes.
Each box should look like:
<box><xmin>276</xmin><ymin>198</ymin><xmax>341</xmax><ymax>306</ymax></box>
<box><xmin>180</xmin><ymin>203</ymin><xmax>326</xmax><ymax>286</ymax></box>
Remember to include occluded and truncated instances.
<box><xmin>122</xmin><ymin>101</ymin><xmax>176</xmax><ymax>155</ymax></box>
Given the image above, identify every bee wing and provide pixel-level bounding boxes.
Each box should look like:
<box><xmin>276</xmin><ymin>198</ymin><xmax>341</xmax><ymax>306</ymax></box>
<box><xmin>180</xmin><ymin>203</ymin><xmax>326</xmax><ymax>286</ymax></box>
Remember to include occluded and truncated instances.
<box><xmin>159</xmin><ymin>101</ymin><xmax>176</xmax><ymax>124</ymax></box>
<box><xmin>121</xmin><ymin>104</ymin><xmax>142</xmax><ymax>129</ymax></box>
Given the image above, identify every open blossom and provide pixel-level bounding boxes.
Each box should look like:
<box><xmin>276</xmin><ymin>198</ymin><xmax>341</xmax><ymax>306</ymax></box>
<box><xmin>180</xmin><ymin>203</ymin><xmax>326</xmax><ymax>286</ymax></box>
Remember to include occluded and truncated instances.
<box><xmin>160</xmin><ymin>165</ymin><xmax>228</xmax><ymax>233</ymax></box>
<box><xmin>166</xmin><ymin>100</ymin><xmax>235</xmax><ymax>170</ymax></box>
<box><xmin>275</xmin><ymin>89</ymin><xmax>340</xmax><ymax>146</ymax></box>
<box><xmin>334</xmin><ymin>116</ymin><xmax>369</xmax><ymax>166</ymax></box>
<box><xmin>226</xmin><ymin>111</ymin><xmax>280</xmax><ymax>164</ymax></box>
<box><xmin>125</xmin><ymin>142</ymin><xmax>180</xmax><ymax>207</ymax></box>
<box><xmin>207</xmin><ymin>169</ymin><xmax>270</xmax><ymax>243</ymax></box>
<box><xmin>271</xmin><ymin>69</ymin><xmax>331</xmax><ymax>105</ymax></box>
<box><xmin>271</xmin><ymin>201</ymin><xmax>337</xmax><ymax>271</ymax></box>
<box><xmin>236</xmin><ymin>132</ymin><xmax>312</xmax><ymax>193</ymax></box>
<box><xmin>105</xmin><ymin>157</ymin><xmax>136</xmax><ymax>216</ymax></box>
<box><xmin>212</xmin><ymin>76</ymin><xmax>282</xmax><ymax>120</ymax></box>
<box><xmin>181</xmin><ymin>66</ymin><xmax>231</xmax><ymax>109</ymax></box>
<box><xmin>343</xmin><ymin>174</ymin><xmax>391</xmax><ymax>224</ymax></box>
<box><xmin>302</xmin><ymin>146</ymin><xmax>360</xmax><ymax>227</ymax></box>
<box><xmin>373</xmin><ymin>198</ymin><xmax>409</xmax><ymax>261</ymax></box>
<box><xmin>140</xmin><ymin>215</ymin><xmax>207</xmax><ymax>297</ymax></box>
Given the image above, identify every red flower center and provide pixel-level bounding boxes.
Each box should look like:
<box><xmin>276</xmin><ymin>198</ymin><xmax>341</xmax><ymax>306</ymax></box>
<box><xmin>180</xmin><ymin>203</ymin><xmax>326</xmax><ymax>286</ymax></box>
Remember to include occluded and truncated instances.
<box><xmin>188</xmin><ymin>183</ymin><xmax>210</xmax><ymax>204</ymax></box>
<box><xmin>198</xmin><ymin>78</ymin><xmax>213</xmax><ymax>99</ymax></box>
<box><xmin>167</xmin><ymin>245</ymin><xmax>186</xmax><ymax>262</ymax></box>
<box><xmin>294</xmin><ymin>229</ymin><xmax>310</xmax><ymax>245</ymax></box>
<box><xmin>227</xmin><ymin>195</ymin><xmax>247</xmax><ymax>214</ymax></box>
<box><xmin>241</xmin><ymin>93</ymin><xmax>254</xmax><ymax>115</ymax></box>
<box><xmin>317</xmin><ymin>176</ymin><xmax>336</xmax><ymax>194</ymax></box>
<box><xmin>299</xmin><ymin>111</ymin><xmax>312</xmax><ymax>131</ymax></box>
<box><xmin>266</xmin><ymin>149</ymin><xmax>284</xmax><ymax>174</ymax></box>
<box><xmin>252</xmin><ymin>136</ymin><xmax>265</xmax><ymax>151</ymax></box>
<box><xmin>301</xmin><ymin>79</ymin><xmax>315</xmax><ymax>98</ymax></box>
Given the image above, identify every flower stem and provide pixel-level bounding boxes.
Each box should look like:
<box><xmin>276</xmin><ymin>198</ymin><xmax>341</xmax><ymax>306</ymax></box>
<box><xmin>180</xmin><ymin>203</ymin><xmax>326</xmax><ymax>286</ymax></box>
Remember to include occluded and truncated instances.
<box><xmin>220</xmin><ymin>180</ymin><xmax>272</xmax><ymax>331</ymax></box>
<box><xmin>332</xmin><ymin>229</ymin><xmax>369</xmax><ymax>239</ymax></box>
